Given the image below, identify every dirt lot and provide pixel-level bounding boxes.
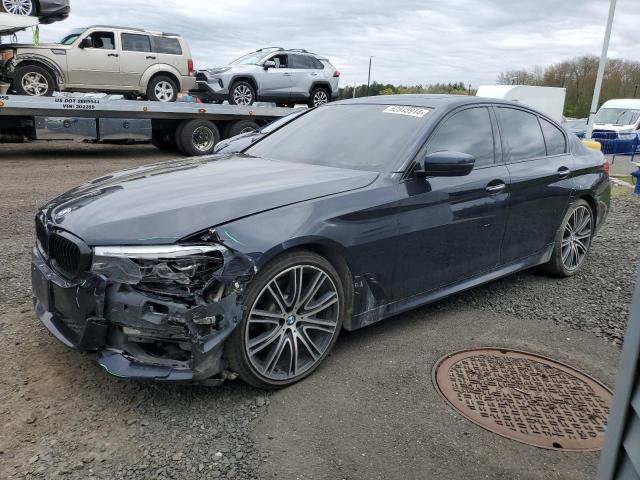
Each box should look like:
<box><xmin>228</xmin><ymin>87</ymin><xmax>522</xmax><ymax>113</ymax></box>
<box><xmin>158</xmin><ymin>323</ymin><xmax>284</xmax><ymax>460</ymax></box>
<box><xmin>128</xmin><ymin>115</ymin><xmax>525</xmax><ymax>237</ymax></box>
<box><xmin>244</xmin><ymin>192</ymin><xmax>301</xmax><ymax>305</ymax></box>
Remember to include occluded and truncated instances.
<box><xmin>1</xmin><ymin>142</ymin><xmax>639</xmax><ymax>480</ymax></box>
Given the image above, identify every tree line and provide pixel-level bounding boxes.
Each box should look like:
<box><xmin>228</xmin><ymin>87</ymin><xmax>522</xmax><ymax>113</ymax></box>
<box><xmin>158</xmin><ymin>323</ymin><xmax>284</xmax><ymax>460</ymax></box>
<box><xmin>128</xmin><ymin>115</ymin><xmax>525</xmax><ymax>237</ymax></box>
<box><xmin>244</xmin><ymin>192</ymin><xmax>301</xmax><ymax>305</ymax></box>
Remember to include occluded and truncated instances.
<box><xmin>497</xmin><ymin>56</ymin><xmax>640</xmax><ymax>118</ymax></box>
<box><xmin>338</xmin><ymin>81</ymin><xmax>475</xmax><ymax>100</ymax></box>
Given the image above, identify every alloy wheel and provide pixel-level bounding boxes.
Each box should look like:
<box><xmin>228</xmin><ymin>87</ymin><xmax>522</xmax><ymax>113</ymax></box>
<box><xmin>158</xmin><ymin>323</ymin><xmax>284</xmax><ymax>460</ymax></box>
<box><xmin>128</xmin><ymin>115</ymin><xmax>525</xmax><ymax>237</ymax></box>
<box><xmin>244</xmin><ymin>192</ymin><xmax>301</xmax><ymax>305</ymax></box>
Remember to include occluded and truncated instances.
<box><xmin>2</xmin><ymin>0</ymin><xmax>33</xmax><ymax>15</ymax></box>
<box><xmin>313</xmin><ymin>90</ymin><xmax>329</xmax><ymax>106</ymax></box>
<box><xmin>245</xmin><ymin>265</ymin><xmax>340</xmax><ymax>381</ymax></box>
<box><xmin>154</xmin><ymin>81</ymin><xmax>175</xmax><ymax>102</ymax></box>
<box><xmin>233</xmin><ymin>85</ymin><xmax>253</xmax><ymax>105</ymax></box>
<box><xmin>191</xmin><ymin>126</ymin><xmax>215</xmax><ymax>152</ymax></box>
<box><xmin>561</xmin><ymin>205</ymin><xmax>592</xmax><ymax>271</ymax></box>
<box><xmin>21</xmin><ymin>72</ymin><xmax>48</xmax><ymax>96</ymax></box>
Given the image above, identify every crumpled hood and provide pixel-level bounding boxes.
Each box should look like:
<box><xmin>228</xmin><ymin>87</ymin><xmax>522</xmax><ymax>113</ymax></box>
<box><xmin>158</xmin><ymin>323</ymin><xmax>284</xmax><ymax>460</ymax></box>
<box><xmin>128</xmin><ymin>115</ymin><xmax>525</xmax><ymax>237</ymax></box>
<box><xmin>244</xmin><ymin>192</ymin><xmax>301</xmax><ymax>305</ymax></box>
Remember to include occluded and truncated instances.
<box><xmin>43</xmin><ymin>155</ymin><xmax>378</xmax><ymax>245</ymax></box>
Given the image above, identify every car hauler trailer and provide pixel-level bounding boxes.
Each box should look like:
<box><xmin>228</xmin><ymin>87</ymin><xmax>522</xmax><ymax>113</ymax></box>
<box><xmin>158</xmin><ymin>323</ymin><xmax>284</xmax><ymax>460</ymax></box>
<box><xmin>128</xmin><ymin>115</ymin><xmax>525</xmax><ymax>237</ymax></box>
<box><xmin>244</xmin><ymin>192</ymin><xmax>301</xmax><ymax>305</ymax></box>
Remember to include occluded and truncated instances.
<box><xmin>0</xmin><ymin>94</ymin><xmax>292</xmax><ymax>155</ymax></box>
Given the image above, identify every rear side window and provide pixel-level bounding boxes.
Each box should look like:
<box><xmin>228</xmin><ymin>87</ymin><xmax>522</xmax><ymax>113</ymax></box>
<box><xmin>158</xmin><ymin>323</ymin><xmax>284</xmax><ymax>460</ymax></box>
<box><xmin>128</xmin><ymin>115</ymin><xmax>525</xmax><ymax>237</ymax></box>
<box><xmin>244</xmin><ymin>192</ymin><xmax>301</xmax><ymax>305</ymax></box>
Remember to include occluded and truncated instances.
<box><xmin>427</xmin><ymin>107</ymin><xmax>495</xmax><ymax>167</ymax></box>
<box><xmin>121</xmin><ymin>33</ymin><xmax>152</xmax><ymax>53</ymax></box>
<box><xmin>290</xmin><ymin>54</ymin><xmax>315</xmax><ymax>69</ymax></box>
<box><xmin>540</xmin><ymin>118</ymin><xmax>567</xmax><ymax>155</ymax></box>
<box><xmin>154</xmin><ymin>36</ymin><xmax>182</xmax><ymax>55</ymax></box>
<box><xmin>496</xmin><ymin>107</ymin><xmax>547</xmax><ymax>161</ymax></box>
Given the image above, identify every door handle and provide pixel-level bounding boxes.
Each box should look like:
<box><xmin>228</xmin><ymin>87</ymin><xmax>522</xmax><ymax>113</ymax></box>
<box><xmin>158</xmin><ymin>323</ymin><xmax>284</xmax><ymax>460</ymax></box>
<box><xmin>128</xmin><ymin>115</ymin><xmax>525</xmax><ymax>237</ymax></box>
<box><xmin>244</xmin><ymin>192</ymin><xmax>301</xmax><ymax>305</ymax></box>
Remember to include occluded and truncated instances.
<box><xmin>107</xmin><ymin>53</ymin><xmax>119</xmax><ymax>57</ymax></box>
<box><xmin>146</xmin><ymin>55</ymin><xmax>156</xmax><ymax>60</ymax></box>
<box><xmin>283</xmin><ymin>73</ymin><xmax>292</xmax><ymax>76</ymax></box>
<box><xmin>310</xmin><ymin>73</ymin><xmax>318</xmax><ymax>76</ymax></box>
<box><xmin>485</xmin><ymin>182</ymin><xmax>506</xmax><ymax>194</ymax></box>
<box><xmin>557</xmin><ymin>167</ymin><xmax>571</xmax><ymax>179</ymax></box>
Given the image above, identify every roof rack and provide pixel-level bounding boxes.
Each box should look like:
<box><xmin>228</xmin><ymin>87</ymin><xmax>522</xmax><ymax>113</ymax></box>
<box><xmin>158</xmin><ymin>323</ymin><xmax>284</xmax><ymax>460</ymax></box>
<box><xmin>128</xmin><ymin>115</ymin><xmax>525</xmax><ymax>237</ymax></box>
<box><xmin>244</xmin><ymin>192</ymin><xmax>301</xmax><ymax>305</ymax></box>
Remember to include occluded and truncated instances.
<box><xmin>256</xmin><ymin>47</ymin><xmax>284</xmax><ymax>52</ymax></box>
<box><xmin>288</xmin><ymin>49</ymin><xmax>309</xmax><ymax>53</ymax></box>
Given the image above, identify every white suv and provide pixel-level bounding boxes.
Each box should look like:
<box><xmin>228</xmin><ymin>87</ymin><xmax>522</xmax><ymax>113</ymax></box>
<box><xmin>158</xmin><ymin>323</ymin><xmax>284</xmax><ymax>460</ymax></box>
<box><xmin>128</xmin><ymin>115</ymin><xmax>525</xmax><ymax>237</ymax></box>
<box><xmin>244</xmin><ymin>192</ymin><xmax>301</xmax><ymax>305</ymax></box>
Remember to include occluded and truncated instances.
<box><xmin>0</xmin><ymin>26</ymin><xmax>196</xmax><ymax>102</ymax></box>
<box><xmin>193</xmin><ymin>47</ymin><xmax>340</xmax><ymax>107</ymax></box>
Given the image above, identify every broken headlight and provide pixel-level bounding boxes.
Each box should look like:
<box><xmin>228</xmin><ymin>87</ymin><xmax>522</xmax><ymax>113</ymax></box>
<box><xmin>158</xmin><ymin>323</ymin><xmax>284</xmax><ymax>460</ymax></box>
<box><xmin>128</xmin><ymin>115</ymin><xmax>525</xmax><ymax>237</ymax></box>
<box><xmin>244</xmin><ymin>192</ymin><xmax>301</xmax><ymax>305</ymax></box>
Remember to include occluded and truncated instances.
<box><xmin>91</xmin><ymin>244</ymin><xmax>227</xmax><ymax>299</ymax></box>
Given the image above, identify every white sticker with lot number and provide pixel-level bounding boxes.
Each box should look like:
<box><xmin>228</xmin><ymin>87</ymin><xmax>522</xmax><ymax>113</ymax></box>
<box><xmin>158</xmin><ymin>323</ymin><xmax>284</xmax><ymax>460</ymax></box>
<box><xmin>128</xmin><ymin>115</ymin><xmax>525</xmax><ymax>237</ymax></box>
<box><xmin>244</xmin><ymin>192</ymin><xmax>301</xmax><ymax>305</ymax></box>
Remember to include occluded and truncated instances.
<box><xmin>382</xmin><ymin>105</ymin><xmax>431</xmax><ymax>118</ymax></box>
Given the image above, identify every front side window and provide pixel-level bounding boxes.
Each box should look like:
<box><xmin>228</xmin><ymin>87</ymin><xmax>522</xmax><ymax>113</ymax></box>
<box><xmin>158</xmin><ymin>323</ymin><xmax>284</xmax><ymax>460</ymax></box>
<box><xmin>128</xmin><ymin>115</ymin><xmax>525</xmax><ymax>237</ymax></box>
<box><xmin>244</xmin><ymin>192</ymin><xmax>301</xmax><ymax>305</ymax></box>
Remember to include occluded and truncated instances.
<box><xmin>246</xmin><ymin>104</ymin><xmax>430</xmax><ymax>171</ymax></box>
<box><xmin>426</xmin><ymin>107</ymin><xmax>495</xmax><ymax>167</ymax></box>
<box><xmin>540</xmin><ymin>118</ymin><xmax>567</xmax><ymax>156</ymax></box>
<box><xmin>496</xmin><ymin>107</ymin><xmax>546</xmax><ymax>161</ymax></box>
<box><xmin>269</xmin><ymin>54</ymin><xmax>288</xmax><ymax>68</ymax></box>
<box><xmin>121</xmin><ymin>33</ymin><xmax>152</xmax><ymax>53</ymax></box>
<box><xmin>85</xmin><ymin>31</ymin><xmax>115</xmax><ymax>50</ymax></box>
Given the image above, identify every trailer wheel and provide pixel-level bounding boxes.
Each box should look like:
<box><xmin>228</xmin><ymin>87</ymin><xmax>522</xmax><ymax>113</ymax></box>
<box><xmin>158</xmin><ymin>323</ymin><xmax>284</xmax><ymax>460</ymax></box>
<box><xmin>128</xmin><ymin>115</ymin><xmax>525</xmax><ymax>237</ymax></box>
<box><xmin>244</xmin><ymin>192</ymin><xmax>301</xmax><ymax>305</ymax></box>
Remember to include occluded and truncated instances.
<box><xmin>224</xmin><ymin>120</ymin><xmax>260</xmax><ymax>139</ymax></box>
<box><xmin>176</xmin><ymin>119</ymin><xmax>220</xmax><ymax>156</ymax></box>
<box><xmin>13</xmin><ymin>65</ymin><xmax>55</xmax><ymax>97</ymax></box>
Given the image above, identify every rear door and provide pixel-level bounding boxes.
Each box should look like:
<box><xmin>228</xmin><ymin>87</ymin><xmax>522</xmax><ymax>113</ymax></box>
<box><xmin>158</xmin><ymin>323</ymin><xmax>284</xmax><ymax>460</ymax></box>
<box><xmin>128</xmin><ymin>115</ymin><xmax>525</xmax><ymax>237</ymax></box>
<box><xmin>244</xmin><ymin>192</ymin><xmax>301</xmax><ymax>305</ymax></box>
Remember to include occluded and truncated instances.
<box><xmin>394</xmin><ymin>106</ymin><xmax>511</xmax><ymax>298</ymax></box>
<box><xmin>495</xmin><ymin>106</ymin><xmax>574</xmax><ymax>264</ymax></box>
<box><xmin>66</xmin><ymin>30</ymin><xmax>120</xmax><ymax>87</ymax></box>
<box><xmin>151</xmin><ymin>35</ymin><xmax>186</xmax><ymax>75</ymax></box>
<box><xmin>118</xmin><ymin>32</ymin><xmax>155</xmax><ymax>88</ymax></box>
<box><xmin>288</xmin><ymin>54</ymin><xmax>322</xmax><ymax>99</ymax></box>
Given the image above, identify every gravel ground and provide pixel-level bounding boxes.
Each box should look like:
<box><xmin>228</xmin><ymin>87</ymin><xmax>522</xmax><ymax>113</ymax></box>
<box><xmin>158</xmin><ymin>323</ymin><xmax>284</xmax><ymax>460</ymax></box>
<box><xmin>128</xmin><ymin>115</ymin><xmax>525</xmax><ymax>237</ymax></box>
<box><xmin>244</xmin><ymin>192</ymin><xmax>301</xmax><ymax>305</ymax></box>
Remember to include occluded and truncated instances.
<box><xmin>0</xmin><ymin>142</ymin><xmax>638</xmax><ymax>480</ymax></box>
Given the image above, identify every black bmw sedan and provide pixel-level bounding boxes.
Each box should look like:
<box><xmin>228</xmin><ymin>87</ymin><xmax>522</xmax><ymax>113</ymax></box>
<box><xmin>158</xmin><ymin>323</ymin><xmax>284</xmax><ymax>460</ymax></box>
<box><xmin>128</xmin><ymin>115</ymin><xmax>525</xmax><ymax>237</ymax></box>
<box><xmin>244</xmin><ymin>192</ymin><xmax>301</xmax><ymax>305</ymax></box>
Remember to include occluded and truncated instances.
<box><xmin>32</xmin><ymin>95</ymin><xmax>610</xmax><ymax>388</ymax></box>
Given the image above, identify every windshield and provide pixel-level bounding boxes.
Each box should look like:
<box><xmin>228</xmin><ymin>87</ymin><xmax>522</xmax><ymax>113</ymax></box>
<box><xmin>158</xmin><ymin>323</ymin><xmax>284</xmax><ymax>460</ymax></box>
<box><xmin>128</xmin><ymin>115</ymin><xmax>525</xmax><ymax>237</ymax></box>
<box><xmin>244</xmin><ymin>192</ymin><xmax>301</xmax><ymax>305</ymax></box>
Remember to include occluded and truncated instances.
<box><xmin>594</xmin><ymin>108</ymin><xmax>640</xmax><ymax>126</ymax></box>
<box><xmin>231</xmin><ymin>52</ymin><xmax>267</xmax><ymax>65</ymax></box>
<box><xmin>246</xmin><ymin>104</ymin><xmax>431</xmax><ymax>171</ymax></box>
<box><xmin>260</xmin><ymin>110</ymin><xmax>307</xmax><ymax>133</ymax></box>
<box><xmin>59</xmin><ymin>28</ymin><xmax>86</xmax><ymax>45</ymax></box>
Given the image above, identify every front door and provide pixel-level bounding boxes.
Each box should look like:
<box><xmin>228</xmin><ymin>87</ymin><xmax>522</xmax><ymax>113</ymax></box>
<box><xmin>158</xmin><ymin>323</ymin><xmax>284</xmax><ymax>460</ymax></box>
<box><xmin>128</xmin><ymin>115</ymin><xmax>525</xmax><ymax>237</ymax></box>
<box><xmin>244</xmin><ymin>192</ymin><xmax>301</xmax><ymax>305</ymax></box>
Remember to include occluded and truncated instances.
<box><xmin>66</xmin><ymin>30</ymin><xmax>121</xmax><ymax>87</ymax></box>
<box><xmin>494</xmin><ymin>106</ymin><xmax>575</xmax><ymax>264</ymax></box>
<box><xmin>394</xmin><ymin>106</ymin><xmax>511</xmax><ymax>298</ymax></box>
<box><xmin>259</xmin><ymin>53</ymin><xmax>293</xmax><ymax>99</ymax></box>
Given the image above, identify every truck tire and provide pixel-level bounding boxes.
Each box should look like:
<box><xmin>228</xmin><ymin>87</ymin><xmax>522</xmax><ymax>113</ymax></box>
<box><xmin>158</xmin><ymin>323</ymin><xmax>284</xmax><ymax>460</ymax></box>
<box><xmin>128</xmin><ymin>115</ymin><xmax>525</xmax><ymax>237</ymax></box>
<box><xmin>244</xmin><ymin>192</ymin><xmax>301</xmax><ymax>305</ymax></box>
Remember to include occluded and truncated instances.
<box><xmin>176</xmin><ymin>119</ymin><xmax>220</xmax><ymax>156</ymax></box>
<box><xmin>147</xmin><ymin>75</ymin><xmax>178</xmax><ymax>102</ymax></box>
<box><xmin>229</xmin><ymin>81</ymin><xmax>256</xmax><ymax>106</ymax></box>
<box><xmin>13</xmin><ymin>65</ymin><xmax>55</xmax><ymax>97</ymax></box>
<box><xmin>224</xmin><ymin>120</ymin><xmax>259</xmax><ymax>139</ymax></box>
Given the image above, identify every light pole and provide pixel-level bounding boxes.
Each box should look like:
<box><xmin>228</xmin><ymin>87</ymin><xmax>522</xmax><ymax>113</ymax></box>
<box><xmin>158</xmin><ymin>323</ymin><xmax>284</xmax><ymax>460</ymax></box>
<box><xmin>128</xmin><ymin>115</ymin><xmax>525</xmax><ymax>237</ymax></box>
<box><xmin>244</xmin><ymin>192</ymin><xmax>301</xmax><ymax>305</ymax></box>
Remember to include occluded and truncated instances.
<box><xmin>366</xmin><ymin>56</ymin><xmax>373</xmax><ymax>96</ymax></box>
<box><xmin>588</xmin><ymin>0</ymin><xmax>617</xmax><ymax>136</ymax></box>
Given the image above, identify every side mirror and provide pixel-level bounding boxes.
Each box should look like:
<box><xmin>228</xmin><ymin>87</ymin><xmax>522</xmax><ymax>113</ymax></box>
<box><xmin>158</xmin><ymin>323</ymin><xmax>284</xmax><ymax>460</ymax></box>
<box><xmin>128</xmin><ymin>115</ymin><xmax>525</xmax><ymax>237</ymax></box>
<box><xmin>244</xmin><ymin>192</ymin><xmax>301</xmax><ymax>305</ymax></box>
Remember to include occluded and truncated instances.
<box><xmin>422</xmin><ymin>151</ymin><xmax>475</xmax><ymax>177</ymax></box>
<box><xmin>79</xmin><ymin>38</ymin><xmax>92</xmax><ymax>49</ymax></box>
<box><xmin>263</xmin><ymin>60</ymin><xmax>276</xmax><ymax>70</ymax></box>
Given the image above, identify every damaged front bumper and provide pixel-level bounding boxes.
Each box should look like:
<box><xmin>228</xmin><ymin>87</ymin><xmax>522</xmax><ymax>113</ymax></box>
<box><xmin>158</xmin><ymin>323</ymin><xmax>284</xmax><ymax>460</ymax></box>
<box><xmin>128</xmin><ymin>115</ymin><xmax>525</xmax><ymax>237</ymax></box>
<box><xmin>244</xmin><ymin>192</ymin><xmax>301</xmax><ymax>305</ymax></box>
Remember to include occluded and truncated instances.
<box><xmin>31</xmin><ymin>244</ymin><xmax>250</xmax><ymax>384</ymax></box>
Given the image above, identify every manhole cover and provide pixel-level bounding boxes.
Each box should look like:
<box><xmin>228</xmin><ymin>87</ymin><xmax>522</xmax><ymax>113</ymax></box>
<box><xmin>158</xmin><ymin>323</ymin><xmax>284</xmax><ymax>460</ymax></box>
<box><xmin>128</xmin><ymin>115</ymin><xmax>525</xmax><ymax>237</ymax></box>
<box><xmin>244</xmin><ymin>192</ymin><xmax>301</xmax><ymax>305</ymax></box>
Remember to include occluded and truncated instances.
<box><xmin>432</xmin><ymin>348</ymin><xmax>612</xmax><ymax>451</ymax></box>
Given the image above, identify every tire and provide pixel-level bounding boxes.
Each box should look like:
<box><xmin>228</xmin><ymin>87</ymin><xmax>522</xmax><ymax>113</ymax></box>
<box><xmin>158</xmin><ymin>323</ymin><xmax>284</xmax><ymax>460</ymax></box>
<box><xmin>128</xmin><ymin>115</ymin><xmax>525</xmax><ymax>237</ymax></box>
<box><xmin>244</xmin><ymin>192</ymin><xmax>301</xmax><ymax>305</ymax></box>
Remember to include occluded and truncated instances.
<box><xmin>175</xmin><ymin>119</ymin><xmax>220</xmax><ymax>156</ymax></box>
<box><xmin>147</xmin><ymin>75</ymin><xmax>178</xmax><ymax>102</ymax></box>
<box><xmin>0</xmin><ymin>0</ymin><xmax>35</xmax><ymax>16</ymax></box>
<box><xmin>13</xmin><ymin>65</ymin><xmax>55</xmax><ymax>97</ymax></box>
<box><xmin>308</xmin><ymin>87</ymin><xmax>330</xmax><ymax>107</ymax></box>
<box><xmin>229</xmin><ymin>81</ymin><xmax>256</xmax><ymax>106</ymax></box>
<box><xmin>224</xmin><ymin>120</ymin><xmax>259</xmax><ymax>139</ymax></box>
<box><xmin>151</xmin><ymin>131</ymin><xmax>178</xmax><ymax>153</ymax></box>
<box><xmin>225</xmin><ymin>250</ymin><xmax>346</xmax><ymax>389</ymax></box>
<box><xmin>542</xmin><ymin>199</ymin><xmax>594</xmax><ymax>277</ymax></box>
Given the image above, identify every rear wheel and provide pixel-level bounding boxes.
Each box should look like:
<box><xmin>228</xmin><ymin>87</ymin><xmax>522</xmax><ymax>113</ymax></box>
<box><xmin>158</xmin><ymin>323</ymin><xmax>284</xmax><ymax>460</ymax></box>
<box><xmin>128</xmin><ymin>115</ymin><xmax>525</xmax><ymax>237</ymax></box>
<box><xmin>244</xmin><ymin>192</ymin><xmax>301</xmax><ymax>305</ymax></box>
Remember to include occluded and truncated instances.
<box><xmin>229</xmin><ymin>81</ymin><xmax>255</xmax><ymax>106</ymax></box>
<box><xmin>224</xmin><ymin>120</ymin><xmax>259</xmax><ymax>139</ymax></box>
<box><xmin>176</xmin><ymin>119</ymin><xmax>220</xmax><ymax>156</ymax></box>
<box><xmin>225</xmin><ymin>250</ymin><xmax>345</xmax><ymax>389</ymax></box>
<box><xmin>13</xmin><ymin>65</ymin><xmax>55</xmax><ymax>97</ymax></box>
<box><xmin>308</xmin><ymin>87</ymin><xmax>330</xmax><ymax>107</ymax></box>
<box><xmin>147</xmin><ymin>75</ymin><xmax>178</xmax><ymax>102</ymax></box>
<box><xmin>1</xmin><ymin>0</ymin><xmax>35</xmax><ymax>16</ymax></box>
<box><xmin>542</xmin><ymin>199</ymin><xmax>594</xmax><ymax>277</ymax></box>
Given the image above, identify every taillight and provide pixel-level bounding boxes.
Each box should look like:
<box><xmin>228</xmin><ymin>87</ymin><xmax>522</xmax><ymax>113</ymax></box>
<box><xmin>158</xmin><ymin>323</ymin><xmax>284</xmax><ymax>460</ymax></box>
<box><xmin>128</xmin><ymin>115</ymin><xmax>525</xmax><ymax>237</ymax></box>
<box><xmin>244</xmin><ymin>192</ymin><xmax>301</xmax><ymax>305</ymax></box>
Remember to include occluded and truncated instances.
<box><xmin>333</xmin><ymin>70</ymin><xmax>340</xmax><ymax>77</ymax></box>
<box><xmin>603</xmin><ymin>158</ymin><xmax>610</xmax><ymax>176</ymax></box>
<box><xmin>188</xmin><ymin>59</ymin><xmax>194</xmax><ymax>76</ymax></box>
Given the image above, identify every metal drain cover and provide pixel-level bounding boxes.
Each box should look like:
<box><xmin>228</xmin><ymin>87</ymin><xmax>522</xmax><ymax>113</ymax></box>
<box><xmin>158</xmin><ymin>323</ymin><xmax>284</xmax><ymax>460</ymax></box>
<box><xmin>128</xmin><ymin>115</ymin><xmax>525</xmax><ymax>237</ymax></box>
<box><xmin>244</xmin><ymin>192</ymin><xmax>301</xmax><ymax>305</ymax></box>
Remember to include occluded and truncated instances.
<box><xmin>432</xmin><ymin>348</ymin><xmax>612</xmax><ymax>451</ymax></box>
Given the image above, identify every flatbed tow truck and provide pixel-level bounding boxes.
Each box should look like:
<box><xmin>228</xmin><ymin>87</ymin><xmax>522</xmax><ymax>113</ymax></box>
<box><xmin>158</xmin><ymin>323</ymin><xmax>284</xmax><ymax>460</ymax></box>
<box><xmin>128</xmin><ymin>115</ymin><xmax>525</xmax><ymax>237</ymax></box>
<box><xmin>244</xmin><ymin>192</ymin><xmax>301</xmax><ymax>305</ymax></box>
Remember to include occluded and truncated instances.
<box><xmin>0</xmin><ymin>13</ymin><xmax>291</xmax><ymax>156</ymax></box>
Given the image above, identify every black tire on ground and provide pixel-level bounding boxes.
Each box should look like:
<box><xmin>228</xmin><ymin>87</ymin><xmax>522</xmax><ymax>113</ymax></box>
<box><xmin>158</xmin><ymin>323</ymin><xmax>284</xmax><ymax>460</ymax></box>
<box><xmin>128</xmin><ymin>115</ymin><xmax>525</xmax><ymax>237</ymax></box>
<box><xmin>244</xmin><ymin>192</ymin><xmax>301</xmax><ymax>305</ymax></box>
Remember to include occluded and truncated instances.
<box><xmin>542</xmin><ymin>199</ymin><xmax>594</xmax><ymax>277</ymax></box>
<box><xmin>175</xmin><ymin>119</ymin><xmax>220</xmax><ymax>156</ymax></box>
<box><xmin>13</xmin><ymin>65</ymin><xmax>56</xmax><ymax>97</ymax></box>
<box><xmin>228</xmin><ymin>81</ymin><xmax>256</xmax><ymax>106</ymax></box>
<box><xmin>146</xmin><ymin>75</ymin><xmax>178</xmax><ymax>102</ymax></box>
<box><xmin>224</xmin><ymin>120</ymin><xmax>260</xmax><ymax>139</ymax></box>
<box><xmin>225</xmin><ymin>250</ymin><xmax>346</xmax><ymax>389</ymax></box>
<box><xmin>308</xmin><ymin>87</ymin><xmax>330</xmax><ymax>107</ymax></box>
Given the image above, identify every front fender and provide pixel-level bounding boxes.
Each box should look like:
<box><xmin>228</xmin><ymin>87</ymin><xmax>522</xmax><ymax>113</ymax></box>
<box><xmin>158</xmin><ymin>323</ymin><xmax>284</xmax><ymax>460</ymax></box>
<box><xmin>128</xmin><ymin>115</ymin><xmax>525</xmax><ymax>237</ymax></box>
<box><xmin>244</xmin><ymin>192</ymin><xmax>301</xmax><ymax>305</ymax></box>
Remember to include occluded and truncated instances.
<box><xmin>11</xmin><ymin>54</ymin><xmax>66</xmax><ymax>85</ymax></box>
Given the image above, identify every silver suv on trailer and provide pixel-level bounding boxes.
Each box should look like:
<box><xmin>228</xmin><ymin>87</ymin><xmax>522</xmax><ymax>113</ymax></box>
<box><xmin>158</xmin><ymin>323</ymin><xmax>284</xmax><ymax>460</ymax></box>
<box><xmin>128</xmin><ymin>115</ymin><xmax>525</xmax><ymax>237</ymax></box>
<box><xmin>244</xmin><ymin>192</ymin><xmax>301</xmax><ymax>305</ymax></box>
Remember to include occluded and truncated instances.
<box><xmin>193</xmin><ymin>47</ymin><xmax>340</xmax><ymax>107</ymax></box>
<box><xmin>0</xmin><ymin>25</ymin><xmax>196</xmax><ymax>102</ymax></box>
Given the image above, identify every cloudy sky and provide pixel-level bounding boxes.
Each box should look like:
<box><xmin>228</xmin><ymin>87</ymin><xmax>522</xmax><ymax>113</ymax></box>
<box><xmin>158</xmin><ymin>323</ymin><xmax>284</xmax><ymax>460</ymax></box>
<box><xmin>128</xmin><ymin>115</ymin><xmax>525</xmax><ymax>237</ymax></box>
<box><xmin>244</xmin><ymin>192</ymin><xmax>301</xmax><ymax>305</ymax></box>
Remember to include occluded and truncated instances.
<box><xmin>10</xmin><ymin>0</ymin><xmax>640</xmax><ymax>88</ymax></box>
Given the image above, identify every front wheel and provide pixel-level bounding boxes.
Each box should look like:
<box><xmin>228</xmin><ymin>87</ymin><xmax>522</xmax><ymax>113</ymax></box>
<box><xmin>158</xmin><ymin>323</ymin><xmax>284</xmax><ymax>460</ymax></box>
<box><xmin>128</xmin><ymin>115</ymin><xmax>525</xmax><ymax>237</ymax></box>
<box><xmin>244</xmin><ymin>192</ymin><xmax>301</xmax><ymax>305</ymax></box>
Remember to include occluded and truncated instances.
<box><xmin>225</xmin><ymin>251</ymin><xmax>345</xmax><ymax>389</ymax></box>
<box><xmin>147</xmin><ymin>75</ymin><xmax>178</xmax><ymax>102</ymax></box>
<box><xmin>542</xmin><ymin>199</ymin><xmax>594</xmax><ymax>277</ymax></box>
<box><xmin>229</xmin><ymin>81</ymin><xmax>255</xmax><ymax>106</ymax></box>
<box><xmin>1</xmin><ymin>0</ymin><xmax>35</xmax><ymax>16</ymax></box>
<box><xmin>13</xmin><ymin>65</ymin><xmax>55</xmax><ymax>97</ymax></box>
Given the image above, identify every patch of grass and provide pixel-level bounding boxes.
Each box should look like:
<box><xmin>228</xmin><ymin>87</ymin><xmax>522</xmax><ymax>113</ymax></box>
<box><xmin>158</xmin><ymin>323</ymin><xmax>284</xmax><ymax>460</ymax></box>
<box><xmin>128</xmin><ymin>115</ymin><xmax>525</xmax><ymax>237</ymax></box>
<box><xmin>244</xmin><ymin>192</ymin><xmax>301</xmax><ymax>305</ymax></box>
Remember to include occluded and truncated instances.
<box><xmin>613</xmin><ymin>175</ymin><xmax>634</xmax><ymax>185</ymax></box>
